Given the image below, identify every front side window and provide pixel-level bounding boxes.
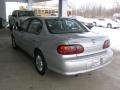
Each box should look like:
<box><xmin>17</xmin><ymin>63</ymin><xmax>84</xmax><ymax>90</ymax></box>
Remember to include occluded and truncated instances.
<box><xmin>45</xmin><ymin>18</ymin><xmax>89</xmax><ymax>34</ymax></box>
<box><xmin>28</xmin><ymin>19</ymin><xmax>42</xmax><ymax>34</ymax></box>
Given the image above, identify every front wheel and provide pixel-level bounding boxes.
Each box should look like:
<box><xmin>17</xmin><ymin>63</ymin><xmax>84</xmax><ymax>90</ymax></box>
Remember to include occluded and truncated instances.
<box><xmin>107</xmin><ymin>24</ymin><xmax>112</xmax><ymax>28</ymax></box>
<box><xmin>34</xmin><ymin>51</ymin><xmax>47</xmax><ymax>75</ymax></box>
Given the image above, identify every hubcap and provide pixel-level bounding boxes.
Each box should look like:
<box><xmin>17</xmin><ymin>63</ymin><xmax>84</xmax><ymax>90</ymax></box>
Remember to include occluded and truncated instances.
<box><xmin>36</xmin><ymin>55</ymin><xmax>43</xmax><ymax>71</ymax></box>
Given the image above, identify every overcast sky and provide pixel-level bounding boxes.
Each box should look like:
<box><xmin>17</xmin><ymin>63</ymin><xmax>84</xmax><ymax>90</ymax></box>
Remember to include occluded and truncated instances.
<box><xmin>45</xmin><ymin>0</ymin><xmax>120</xmax><ymax>9</ymax></box>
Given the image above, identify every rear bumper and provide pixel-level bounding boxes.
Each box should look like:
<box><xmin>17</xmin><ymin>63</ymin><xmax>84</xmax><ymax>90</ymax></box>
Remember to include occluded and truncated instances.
<box><xmin>52</xmin><ymin>49</ymin><xmax>113</xmax><ymax>75</ymax></box>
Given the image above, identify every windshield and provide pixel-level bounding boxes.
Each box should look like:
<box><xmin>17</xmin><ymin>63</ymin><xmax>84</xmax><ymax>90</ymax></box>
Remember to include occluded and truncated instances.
<box><xmin>18</xmin><ymin>11</ymin><xmax>35</xmax><ymax>17</ymax></box>
<box><xmin>45</xmin><ymin>18</ymin><xmax>89</xmax><ymax>34</ymax></box>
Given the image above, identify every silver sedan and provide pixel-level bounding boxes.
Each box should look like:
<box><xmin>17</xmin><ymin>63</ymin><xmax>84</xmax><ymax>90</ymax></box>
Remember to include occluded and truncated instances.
<box><xmin>11</xmin><ymin>17</ymin><xmax>113</xmax><ymax>75</ymax></box>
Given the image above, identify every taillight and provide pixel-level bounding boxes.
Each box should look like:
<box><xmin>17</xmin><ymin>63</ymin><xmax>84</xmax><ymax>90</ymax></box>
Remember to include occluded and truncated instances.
<box><xmin>57</xmin><ymin>45</ymin><xmax>84</xmax><ymax>55</ymax></box>
<box><xmin>103</xmin><ymin>40</ymin><xmax>110</xmax><ymax>49</ymax></box>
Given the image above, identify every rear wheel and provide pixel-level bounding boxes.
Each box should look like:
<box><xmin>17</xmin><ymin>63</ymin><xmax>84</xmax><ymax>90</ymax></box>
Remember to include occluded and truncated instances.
<box><xmin>34</xmin><ymin>51</ymin><xmax>47</xmax><ymax>75</ymax></box>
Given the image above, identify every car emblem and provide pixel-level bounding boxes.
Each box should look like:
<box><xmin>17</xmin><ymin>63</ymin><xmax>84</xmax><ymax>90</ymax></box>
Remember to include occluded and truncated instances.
<box><xmin>91</xmin><ymin>39</ymin><xmax>96</xmax><ymax>45</ymax></box>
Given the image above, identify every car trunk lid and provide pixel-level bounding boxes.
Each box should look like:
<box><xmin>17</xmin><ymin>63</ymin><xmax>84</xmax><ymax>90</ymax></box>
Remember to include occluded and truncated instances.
<box><xmin>67</xmin><ymin>32</ymin><xmax>107</xmax><ymax>55</ymax></box>
<box><xmin>53</xmin><ymin>32</ymin><xmax>108</xmax><ymax>56</ymax></box>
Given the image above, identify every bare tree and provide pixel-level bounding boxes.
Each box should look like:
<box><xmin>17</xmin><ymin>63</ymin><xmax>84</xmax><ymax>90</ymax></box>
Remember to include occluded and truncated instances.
<box><xmin>70</xmin><ymin>1</ymin><xmax>120</xmax><ymax>18</ymax></box>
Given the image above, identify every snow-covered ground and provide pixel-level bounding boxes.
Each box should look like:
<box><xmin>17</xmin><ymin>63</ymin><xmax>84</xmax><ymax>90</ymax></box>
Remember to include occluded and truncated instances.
<box><xmin>91</xmin><ymin>27</ymin><xmax>120</xmax><ymax>51</ymax></box>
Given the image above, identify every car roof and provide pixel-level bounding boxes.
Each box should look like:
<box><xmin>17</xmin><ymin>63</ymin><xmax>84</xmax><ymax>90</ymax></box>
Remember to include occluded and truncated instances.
<box><xmin>28</xmin><ymin>16</ymin><xmax>74</xmax><ymax>20</ymax></box>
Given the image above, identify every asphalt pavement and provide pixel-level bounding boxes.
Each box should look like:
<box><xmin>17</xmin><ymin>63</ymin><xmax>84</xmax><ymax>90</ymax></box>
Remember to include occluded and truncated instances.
<box><xmin>0</xmin><ymin>29</ymin><xmax>120</xmax><ymax>90</ymax></box>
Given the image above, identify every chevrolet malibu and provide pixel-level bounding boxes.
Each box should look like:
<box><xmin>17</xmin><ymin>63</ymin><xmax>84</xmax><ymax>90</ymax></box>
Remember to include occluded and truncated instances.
<box><xmin>11</xmin><ymin>17</ymin><xmax>113</xmax><ymax>75</ymax></box>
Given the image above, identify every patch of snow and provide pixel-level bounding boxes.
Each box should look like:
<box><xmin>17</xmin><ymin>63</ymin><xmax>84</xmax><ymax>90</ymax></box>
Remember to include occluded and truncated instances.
<box><xmin>91</xmin><ymin>27</ymin><xmax>120</xmax><ymax>51</ymax></box>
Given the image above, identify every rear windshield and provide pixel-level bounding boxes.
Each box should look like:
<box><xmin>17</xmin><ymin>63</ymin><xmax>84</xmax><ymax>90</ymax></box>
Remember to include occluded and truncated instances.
<box><xmin>45</xmin><ymin>18</ymin><xmax>89</xmax><ymax>34</ymax></box>
<box><xmin>18</xmin><ymin>11</ymin><xmax>35</xmax><ymax>17</ymax></box>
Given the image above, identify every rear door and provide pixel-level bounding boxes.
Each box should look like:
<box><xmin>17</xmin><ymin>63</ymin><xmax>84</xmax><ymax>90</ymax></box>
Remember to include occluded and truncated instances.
<box><xmin>22</xmin><ymin>18</ymin><xmax>43</xmax><ymax>56</ymax></box>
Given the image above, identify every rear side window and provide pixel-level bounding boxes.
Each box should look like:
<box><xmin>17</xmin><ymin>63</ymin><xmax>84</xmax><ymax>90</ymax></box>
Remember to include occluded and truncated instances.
<box><xmin>28</xmin><ymin>19</ymin><xmax>42</xmax><ymax>34</ymax></box>
<box><xmin>45</xmin><ymin>18</ymin><xmax>89</xmax><ymax>34</ymax></box>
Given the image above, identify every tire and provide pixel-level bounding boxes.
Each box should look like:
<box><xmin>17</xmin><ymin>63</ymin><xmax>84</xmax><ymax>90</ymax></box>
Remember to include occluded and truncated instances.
<box><xmin>107</xmin><ymin>24</ymin><xmax>112</xmax><ymax>28</ymax></box>
<box><xmin>11</xmin><ymin>36</ymin><xmax>17</xmax><ymax>49</ymax></box>
<box><xmin>34</xmin><ymin>51</ymin><xmax>47</xmax><ymax>75</ymax></box>
<box><xmin>9</xmin><ymin>24</ymin><xmax>13</xmax><ymax>30</ymax></box>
